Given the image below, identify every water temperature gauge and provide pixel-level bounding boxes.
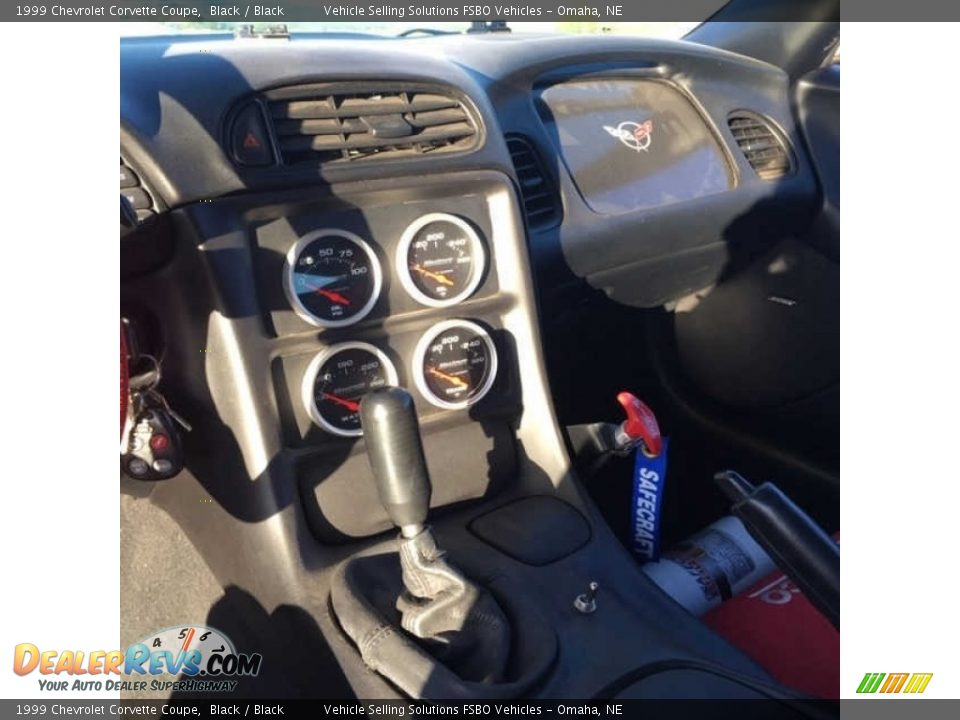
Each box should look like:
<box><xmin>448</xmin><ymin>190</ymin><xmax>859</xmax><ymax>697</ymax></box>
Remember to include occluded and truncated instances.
<box><xmin>302</xmin><ymin>342</ymin><xmax>399</xmax><ymax>436</ymax></box>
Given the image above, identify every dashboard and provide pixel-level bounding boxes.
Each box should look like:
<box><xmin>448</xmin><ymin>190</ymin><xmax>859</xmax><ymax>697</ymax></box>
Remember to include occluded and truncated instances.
<box><xmin>120</xmin><ymin>31</ymin><xmax>820</xmax><ymax>541</ymax></box>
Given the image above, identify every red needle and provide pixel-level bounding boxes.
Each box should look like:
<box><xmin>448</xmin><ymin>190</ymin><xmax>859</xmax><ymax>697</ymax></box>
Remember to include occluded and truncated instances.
<box><xmin>322</xmin><ymin>393</ymin><xmax>360</xmax><ymax>412</ymax></box>
<box><xmin>314</xmin><ymin>287</ymin><xmax>351</xmax><ymax>306</ymax></box>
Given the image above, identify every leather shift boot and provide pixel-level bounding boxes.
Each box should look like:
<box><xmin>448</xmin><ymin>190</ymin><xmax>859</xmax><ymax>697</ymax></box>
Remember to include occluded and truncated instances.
<box><xmin>397</xmin><ymin>529</ymin><xmax>510</xmax><ymax>683</ymax></box>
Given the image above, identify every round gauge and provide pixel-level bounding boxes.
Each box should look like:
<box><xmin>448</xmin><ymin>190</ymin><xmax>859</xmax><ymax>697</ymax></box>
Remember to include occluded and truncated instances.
<box><xmin>283</xmin><ymin>229</ymin><xmax>382</xmax><ymax>328</ymax></box>
<box><xmin>302</xmin><ymin>342</ymin><xmax>399</xmax><ymax>437</ymax></box>
<box><xmin>414</xmin><ymin>319</ymin><xmax>498</xmax><ymax>410</ymax></box>
<box><xmin>136</xmin><ymin>625</ymin><xmax>235</xmax><ymax>655</ymax></box>
<box><xmin>396</xmin><ymin>213</ymin><xmax>486</xmax><ymax>307</ymax></box>
<box><xmin>133</xmin><ymin>625</ymin><xmax>235</xmax><ymax>673</ymax></box>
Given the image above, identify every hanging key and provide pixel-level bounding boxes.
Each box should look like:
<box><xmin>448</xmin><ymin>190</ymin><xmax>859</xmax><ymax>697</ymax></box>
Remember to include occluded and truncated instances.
<box><xmin>128</xmin><ymin>353</ymin><xmax>162</xmax><ymax>392</ymax></box>
<box><xmin>143</xmin><ymin>388</ymin><xmax>192</xmax><ymax>433</ymax></box>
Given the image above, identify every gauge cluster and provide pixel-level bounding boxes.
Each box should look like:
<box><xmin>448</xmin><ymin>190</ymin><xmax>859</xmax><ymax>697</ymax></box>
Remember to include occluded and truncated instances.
<box><xmin>281</xmin><ymin>211</ymin><xmax>489</xmax><ymax>329</ymax></box>
<box><xmin>296</xmin><ymin>318</ymin><xmax>503</xmax><ymax>438</ymax></box>
<box><xmin>259</xmin><ymin>195</ymin><xmax>513</xmax><ymax>444</ymax></box>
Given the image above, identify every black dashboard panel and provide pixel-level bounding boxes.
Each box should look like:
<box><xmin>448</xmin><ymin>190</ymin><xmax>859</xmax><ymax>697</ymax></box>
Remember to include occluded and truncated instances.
<box><xmin>121</xmin><ymin>34</ymin><xmax>820</xmax><ymax>310</ymax></box>
<box><xmin>120</xmin><ymin>31</ymin><xmax>824</xmax><ymax>531</ymax></box>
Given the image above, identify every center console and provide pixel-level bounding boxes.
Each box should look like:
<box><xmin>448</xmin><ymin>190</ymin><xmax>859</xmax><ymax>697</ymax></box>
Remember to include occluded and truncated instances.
<box><xmin>128</xmin><ymin>170</ymin><xmax>797</xmax><ymax>701</ymax></box>
<box><xmin>251</xmin><ymin>174</ymin><xmax>526</xmax><ymax>541</ymax></box>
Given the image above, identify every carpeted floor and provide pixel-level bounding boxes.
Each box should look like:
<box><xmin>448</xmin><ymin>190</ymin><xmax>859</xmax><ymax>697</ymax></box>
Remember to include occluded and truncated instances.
<box><xmin>120</xmin><ymin>493</ymin><xmax>223</xmax><ymax>699</ymax></box>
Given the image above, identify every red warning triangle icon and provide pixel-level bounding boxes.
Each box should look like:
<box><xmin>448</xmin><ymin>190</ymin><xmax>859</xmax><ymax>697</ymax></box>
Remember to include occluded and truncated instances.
<box><xmin>243</xmin><ymin>131</ymin><xmax>261</xmax><ymax>149</ymax></box>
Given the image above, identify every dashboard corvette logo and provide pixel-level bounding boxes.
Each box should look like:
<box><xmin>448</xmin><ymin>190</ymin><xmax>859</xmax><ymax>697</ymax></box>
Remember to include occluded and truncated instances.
<box><xmin>604</xmin><ymin>120</ymin><xmax>654</xmax><ymax>152</ymax></box>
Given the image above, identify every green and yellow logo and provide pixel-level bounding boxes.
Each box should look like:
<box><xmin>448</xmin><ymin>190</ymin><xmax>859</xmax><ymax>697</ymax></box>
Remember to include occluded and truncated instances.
<box><xmin>857</xmin><ymin>672</ymin><xmax>933</xmax><ymax>694</ymax></box>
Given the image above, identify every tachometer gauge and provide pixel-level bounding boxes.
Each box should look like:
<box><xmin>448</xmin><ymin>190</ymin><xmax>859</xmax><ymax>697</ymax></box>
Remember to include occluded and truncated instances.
<box><xmin>302</xmin><ymin>342</ymin><xmax>398</xmax><ymax>437</ymax></box>
<box><xmin>135</xmin><ymin>624</ymin><xmax>235</xmax><ymax>659</ymax></box>
<box><xmin>396</xmin><ymin>213</ymin><xmax>486</xmax><ymax>307</ymax></box>
<box><xmin>414</xmin><ymin>319</ymin><xmax>498</xmax><ymax>410</ymax></box>
<box><xmin>284</xmin><ymin>229</ymin><xmax>382</xmax><ymax>327</ymax></box>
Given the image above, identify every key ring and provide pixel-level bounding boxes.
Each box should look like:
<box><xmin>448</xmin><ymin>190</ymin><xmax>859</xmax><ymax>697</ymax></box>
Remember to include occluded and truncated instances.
<box><xmin>128</xmin><ymin>354</ymin><xmax>161</xmax><ymax>391</ymax></box>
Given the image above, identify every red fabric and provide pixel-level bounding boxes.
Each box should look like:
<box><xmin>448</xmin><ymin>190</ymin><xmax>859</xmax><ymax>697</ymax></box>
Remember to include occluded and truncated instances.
<box><xmin>704</xmin><ymin>557</ymin><xmax>839</xmax><ymax>699</ymax></box>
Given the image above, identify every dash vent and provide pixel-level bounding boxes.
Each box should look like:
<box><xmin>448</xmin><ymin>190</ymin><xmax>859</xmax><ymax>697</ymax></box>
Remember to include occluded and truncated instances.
<box><xmin>727</xmin><ymin>111</ymin><xmax>793</xmax><ymax>180</ymax></box>
<box><xmin>506</xmin><ymin>135</ymin><xmax>560</xmax><ymax>230</ymax></box>
<box><xmin>120</xmin><ymin>156</ymin><xmax>158</xmax><ymax>221</ymax></box>
<box><xmin>264</xmin><ymin>83</ymin><xmax>480</xmax><ymax>165</ymax></box>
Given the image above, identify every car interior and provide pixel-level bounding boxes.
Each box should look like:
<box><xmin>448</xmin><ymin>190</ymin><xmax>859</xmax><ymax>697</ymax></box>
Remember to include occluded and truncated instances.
<box><xmin>120</xmin><ymin>3</ymin><xmax>840</xmax><ymax>703</ymax></box>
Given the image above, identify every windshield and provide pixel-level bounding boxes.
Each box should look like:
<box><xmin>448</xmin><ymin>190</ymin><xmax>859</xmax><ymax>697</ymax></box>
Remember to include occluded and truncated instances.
<box><xmin>118</xmin><ymin>21</ymin><xmax>701</xmax><ymax>39</ymax></box>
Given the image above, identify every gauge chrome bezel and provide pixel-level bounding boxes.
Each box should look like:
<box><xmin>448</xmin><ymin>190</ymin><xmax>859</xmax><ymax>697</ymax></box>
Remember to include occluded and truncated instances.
<box><xmin>395</xmin><ymin>213</ymin><xmax>487</xmax><ymax>308</ymax></box>
<box><xmin>283</xmin><ymin>228</ymin><xmax>383</xmax><ymax>328</ymax></box>
<box><xmin>301</xmin><ymin>341</ymin><xmax>399</xmax><ymax>437</ymax></box>
<box><xmin>413</xmin><ymin>319</ymin><xmax>499</xmax><ymax>410</ymax></box>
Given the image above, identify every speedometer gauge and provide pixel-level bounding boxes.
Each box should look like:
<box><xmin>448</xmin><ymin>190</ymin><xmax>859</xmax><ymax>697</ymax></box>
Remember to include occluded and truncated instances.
<box><xmin>284</xmin><ymin>229</ymin><xmax>382</xmax><ymax>327</ymax></box>
<box><xmin>302</xmin><ymin>342</ymin><xmax>398</xmax><ymax>437</ymax></box>
<box><xmin>396</xmin><ymin>213</ymin><xmax>486</xmax><ymax>307</ymax></box>
<box><xmin>414</xmin><ymin>320</ymin><xmax>498</xmax><ymax>410</ymax></box>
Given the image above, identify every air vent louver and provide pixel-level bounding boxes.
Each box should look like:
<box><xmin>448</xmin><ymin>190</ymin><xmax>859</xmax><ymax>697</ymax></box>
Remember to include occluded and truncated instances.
<box><xmin>727</xmin><ymin>111</ymin><xmax>793</xmax><ymax>180</ymax></box>
<box><xmin>120</xmin><ymin>156</ymin><xmax>157</xmax><ymax>221</ymax></box>
<box><xmin>506</xmin><ymin>136</ymin><xmax>560</xmax><ymax>230</ymax></box>
<box><xmin>266</xmin><ymin>84</ymin><xmax>480</xmax><ymax>165</ymax></box>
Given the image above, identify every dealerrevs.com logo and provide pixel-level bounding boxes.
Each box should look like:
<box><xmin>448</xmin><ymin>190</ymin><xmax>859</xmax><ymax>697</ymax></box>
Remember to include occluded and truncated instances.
<box><xmin>857</xmin><ymin>672</ymin><xmax>933</xmax><ymax>695</ymax></box>
<box><xmin>13</xmin><ymin>625</ymin><xmax>262</xmax><ymax>693</ymax></box>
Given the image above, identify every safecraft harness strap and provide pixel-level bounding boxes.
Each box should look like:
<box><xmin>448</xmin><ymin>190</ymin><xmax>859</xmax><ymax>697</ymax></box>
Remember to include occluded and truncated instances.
<box><xmin>631</xmin><ymin>438</ymin><xmax>668</xmax><ymax>562</ymax></box>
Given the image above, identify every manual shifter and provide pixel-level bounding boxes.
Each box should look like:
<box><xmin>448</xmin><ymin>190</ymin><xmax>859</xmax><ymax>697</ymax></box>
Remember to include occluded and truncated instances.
<box><xmin>360</xmin><ymin>387</ymin><xmax>432</xmax><ymax>539</ymax></box>
<box><xmin>359</xmin><ymin>387</ymin><xmax>511</xmax><ymax>683</ymax></box>
<box><xmin>329</xmin><ymin>386</ymin><xmax>556</xmax><ymax>697</ymax></box>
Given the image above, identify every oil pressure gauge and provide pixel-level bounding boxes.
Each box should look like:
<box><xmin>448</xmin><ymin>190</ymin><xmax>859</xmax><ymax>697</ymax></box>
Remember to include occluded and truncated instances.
<box><xmin>414</xmin><ymin>319</ymin><xmax>498</xmax><ymax>410</ymax></box>
<box><xmin>396</xmin><ymin>213</ymin><xmax>486</xmax><ymax>307</ymax></box>
<box><xmin>283</xmin><ymin>229</ymin><xmax>382</xmax><ymax>328</ymax></box>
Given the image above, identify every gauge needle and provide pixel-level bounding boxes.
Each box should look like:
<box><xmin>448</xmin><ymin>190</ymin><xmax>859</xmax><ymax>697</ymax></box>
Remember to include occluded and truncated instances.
<box><xmin>180</xmin><ymin>628</ymin><xmax>196</xmax><ymax>652</ymax></box>
<box><xmin>411</xmin><ymin>264</ymin><xmax>455</xmax><ymax>287</ymax></box>
<box><xmin>313</xmin><ymin>288</ymin><xmax>351</xmax><ymax>306</ymax></box>
<box><xmin>322</xmin><ymin>392</ymin><xmax>361</xmax><ymax>412</ymax></box>
<box><xmin>427</xmin><ymin>367</ymin><xmax>468</xmax><ymax>389</ymax></box>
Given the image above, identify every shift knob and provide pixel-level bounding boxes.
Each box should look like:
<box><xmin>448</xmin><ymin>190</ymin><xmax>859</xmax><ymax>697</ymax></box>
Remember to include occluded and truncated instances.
<box><xmin>360</xmin><ymin>387</ymin><xmax>431</xmax><ymax>537</ymax></box>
